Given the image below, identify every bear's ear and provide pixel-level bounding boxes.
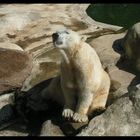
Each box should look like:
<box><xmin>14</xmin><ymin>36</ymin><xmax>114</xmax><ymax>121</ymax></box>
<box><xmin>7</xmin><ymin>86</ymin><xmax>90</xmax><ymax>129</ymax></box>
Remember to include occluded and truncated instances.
<box><xmin>81</xmin><ymin>36</ymin><xmax>87</xmax><ymax>42</ymax></box>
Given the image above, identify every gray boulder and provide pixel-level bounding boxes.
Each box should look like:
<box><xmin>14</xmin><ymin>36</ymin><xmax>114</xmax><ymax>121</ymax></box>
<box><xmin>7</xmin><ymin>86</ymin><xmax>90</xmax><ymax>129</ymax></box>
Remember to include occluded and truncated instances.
<box><xmin>78</xmin><ymin>87</ymin><xmax>140</xmax><ymax>136</ymax></box>
<box><xmin>40</xmin><ymin>120</ymin><xmax>64</xmax><ymax>136</ymax></box>
<box><xmin>123</xmin><ymin>22</ymin><xmax>140</xmax><ymax>71</ymax></box>
<box><xmin>0</xmin><ymin>43</ymin><xmax>32</xmax><ymax>94</ymax></box>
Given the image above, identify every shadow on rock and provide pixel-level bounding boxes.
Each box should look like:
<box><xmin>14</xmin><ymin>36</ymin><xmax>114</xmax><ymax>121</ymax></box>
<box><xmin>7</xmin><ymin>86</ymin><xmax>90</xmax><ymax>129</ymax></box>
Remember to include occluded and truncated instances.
<box><xmin>13</xmin><ymin>78</ymin><xmax>61</xmax><ymax>136</ymax></box>
<box><xmin>112</xmin><ymin>38</ymin><xmax>140</xmax><ymax>95</ymax></box>
<box><xmin>2</xmin><ymin>78</ymin><xmax>91</xmax><ymax>136</ymax></box>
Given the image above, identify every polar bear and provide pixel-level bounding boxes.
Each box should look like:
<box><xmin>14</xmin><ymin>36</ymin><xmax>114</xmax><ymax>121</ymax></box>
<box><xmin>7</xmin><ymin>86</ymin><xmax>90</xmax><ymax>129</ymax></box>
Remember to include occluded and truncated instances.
<box><xmin>41</xmin><ymin>29</ymin><xmax>110</xmax><ymax>123</ymax></box>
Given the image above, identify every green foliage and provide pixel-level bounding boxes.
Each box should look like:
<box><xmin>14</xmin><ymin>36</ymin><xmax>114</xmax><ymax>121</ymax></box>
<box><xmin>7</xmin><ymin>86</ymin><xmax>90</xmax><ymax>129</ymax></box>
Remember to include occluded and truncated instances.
<box><xmin>87</xmin><ymin>4</ymin><xmax>140</xmax><ymax>29</ymax></box>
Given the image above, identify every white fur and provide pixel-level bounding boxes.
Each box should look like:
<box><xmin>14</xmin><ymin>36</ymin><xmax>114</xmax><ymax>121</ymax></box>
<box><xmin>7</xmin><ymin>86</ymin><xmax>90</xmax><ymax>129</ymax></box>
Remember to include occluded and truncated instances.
<box><xmin>41</xmin><ymin>29</ymin><xmax>110</xmax><ymax>123</ymax></box>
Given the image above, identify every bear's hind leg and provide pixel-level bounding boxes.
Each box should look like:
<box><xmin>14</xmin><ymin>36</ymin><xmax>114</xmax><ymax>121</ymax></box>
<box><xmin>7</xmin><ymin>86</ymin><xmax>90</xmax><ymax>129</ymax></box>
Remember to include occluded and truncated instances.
<box><xmin>88</xmin><ymin>75</ymin><xmax>110</xmax><ymax>116</ymax></box>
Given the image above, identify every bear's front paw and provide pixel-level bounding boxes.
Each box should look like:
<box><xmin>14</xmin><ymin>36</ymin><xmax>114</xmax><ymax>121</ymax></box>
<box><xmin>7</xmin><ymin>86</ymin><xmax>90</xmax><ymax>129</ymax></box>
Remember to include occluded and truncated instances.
<box><xmin>62</xmin><ymin>108</ymin><xmax>74</xmax><ymax>119</ymax></box>
<box><xmin>73</xmin><ymin>113</ymin><xmax>88</xmax><ymax>123</ymax></box>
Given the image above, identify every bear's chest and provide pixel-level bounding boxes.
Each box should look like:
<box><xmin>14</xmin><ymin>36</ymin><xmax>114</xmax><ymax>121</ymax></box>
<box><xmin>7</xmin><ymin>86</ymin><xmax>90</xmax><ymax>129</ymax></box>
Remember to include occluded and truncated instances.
<box><xmin>60</xmin><ymin>59</ymin><xmax>80</xmax><ymax>89</ymax></box>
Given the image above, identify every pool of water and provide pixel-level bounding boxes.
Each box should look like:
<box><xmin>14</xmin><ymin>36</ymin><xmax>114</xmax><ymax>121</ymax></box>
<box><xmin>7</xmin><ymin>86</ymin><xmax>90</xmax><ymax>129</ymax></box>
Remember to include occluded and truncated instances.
<box><xmin>86</xmin><ymin>4</ymin><xmax>140</xmax><ymax>29</ymax></box>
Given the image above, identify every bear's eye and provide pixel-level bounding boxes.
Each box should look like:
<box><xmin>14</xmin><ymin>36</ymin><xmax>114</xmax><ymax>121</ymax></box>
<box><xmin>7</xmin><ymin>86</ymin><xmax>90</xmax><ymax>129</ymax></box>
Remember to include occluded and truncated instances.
<box><xmin>65</xmin><ymin>31</ymin><xmax>69</xmax><ymax>34</ymax></box>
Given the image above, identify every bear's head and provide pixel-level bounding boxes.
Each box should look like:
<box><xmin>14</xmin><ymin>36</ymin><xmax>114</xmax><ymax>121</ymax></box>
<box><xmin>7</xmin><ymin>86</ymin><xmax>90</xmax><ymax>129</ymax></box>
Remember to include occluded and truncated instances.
<box><xmin>52</xmin><ymin>29</ymin><xmax>81</xmax><ymax>49</ymax></box>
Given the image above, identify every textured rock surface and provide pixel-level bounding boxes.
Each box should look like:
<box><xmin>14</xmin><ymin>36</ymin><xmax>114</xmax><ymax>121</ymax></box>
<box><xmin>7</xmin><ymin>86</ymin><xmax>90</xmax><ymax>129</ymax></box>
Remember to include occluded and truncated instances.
<box><xmin>0</xmin><ymin>42</ymin><xmax>23</xmax><ymax>51</ymax></box>
<box><xmin>0</xmin><ymin>4</ymin><xmax>41</xmax><ymax>36</ymax></box>
<box><xmin>40</xmin><ymin>120</ymin><xmax>64</xmax><ymax>136</ymax></box>
<box><xmin>122</xmin><ymin>22</ymin><xmax>140</xmax><ymax>71</ymax></box>
<box><xmin>0</xmin><ymin>45</ymin><xmax>32</xmax><ymax>94</ymax></box>
<box><xmin>0</xmin><ymin>129</ymin><xmax>28</xmax><ymax>136</ymax></box>
<box><xmin>0</xmin><ymin>121</ymin><xmax>28</xmax><ymax>136</ymax></box>
<box><xmin>0</xmin><ymin>93</ymin><xmax>14</xmax><ymax>109</ymax></box>
<box><xmin>78</xmin><ymin>87</ymin><xmax>140</xmax><ymax>136</ymax></box>
<box><xmin>89</xmin><ymin>33</ymin><xmax>125</xmax><ymax>67</ymax></box>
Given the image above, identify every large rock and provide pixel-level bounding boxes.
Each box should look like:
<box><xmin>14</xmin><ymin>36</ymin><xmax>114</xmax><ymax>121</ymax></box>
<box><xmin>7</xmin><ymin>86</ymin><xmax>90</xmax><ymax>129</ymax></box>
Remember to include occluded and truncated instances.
<box><xmin>107</xmin><ymin>66</ymin><xmax>136</xmax><ymax>104</ymax></box>
<box><xmin>0</xmin><ymin>43</ymin><xmax>32</xmax><ymax>94</ymax></box>
<box><xmin>122</xmin><ymin>22</ymin><xmax>140</xmax><ymax>71</ymax></box>
<box><xmin>89</xmin><ymin>33</ymin><xmax>125</xmax><ymax>67</ymax></box>
<box><xmin>40</xmin><ymin>120</ymin><xmax>64</xmax><ymax>136</ymax></box>
<box><xmin>78</xmin><ymin>87</ymin><xmax>140</xmax><ymax>136</ymax></box>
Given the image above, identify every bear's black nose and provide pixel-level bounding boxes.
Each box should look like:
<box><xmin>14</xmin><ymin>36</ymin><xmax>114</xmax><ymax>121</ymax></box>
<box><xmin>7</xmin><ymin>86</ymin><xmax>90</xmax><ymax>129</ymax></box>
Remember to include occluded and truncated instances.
<box><xmin>52</xmin><ymin>33</ymin><xmax>59</xmax><ymax>41</ymax></box>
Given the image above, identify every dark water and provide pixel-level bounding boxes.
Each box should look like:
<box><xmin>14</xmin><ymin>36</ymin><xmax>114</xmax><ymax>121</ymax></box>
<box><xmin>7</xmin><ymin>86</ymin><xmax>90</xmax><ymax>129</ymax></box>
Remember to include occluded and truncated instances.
<box><xmin>86</xmin><ymin>4</ymin><xmax>140</xmax><ymax>29</ymax></box>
